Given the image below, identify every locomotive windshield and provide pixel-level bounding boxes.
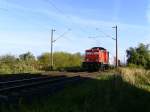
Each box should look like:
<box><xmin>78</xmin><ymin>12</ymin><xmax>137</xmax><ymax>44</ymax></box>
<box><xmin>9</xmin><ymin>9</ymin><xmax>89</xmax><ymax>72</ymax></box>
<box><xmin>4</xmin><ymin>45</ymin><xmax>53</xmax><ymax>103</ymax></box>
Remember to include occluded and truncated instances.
<box><xmin>86</xmin><ymin>51</ymin><xmax>99</xmax><ymax>55</ymax></box>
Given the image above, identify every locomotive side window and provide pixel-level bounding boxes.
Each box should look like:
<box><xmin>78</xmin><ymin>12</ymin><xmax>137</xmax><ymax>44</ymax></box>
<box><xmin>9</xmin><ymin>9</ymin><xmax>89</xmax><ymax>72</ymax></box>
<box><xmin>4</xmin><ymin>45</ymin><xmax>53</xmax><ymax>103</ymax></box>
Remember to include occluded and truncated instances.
<box><xmin>93</xmin><ymin>52</ymin><xmax>99</xmax><ymax>55</ymax></box>
<box><xmin>86</xmin><ymin>52</ymin><xmax>92</xmax><ymax>55</ymax></box>
<box><xmin>86</xmin><ymin>52</ymin><xmax>99</xmax><ymax>55</ymax></box>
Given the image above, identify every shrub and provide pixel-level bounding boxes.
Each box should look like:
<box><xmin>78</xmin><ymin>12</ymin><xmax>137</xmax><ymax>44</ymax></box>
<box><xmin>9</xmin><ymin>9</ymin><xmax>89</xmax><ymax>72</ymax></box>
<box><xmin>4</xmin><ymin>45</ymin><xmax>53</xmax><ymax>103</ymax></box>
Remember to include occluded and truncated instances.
<box><xmin>128</xmin><ymin>63</ymin><xmax>144</xmax><ymax>69</ymax></box>
<box><xmin>118</xmin><ymin>67</ymin><xmax>150</xmax><ymax>87</ymax></box>
<box><xmin>0</xmin><ymin>64</ymin><xmax>12</xmax><ymax>74</ymax></box>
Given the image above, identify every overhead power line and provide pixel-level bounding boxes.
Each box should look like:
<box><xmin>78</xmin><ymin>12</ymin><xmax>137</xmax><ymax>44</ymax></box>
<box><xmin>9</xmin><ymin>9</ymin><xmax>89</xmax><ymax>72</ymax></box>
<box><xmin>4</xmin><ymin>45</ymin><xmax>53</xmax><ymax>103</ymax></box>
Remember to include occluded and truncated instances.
<box><xmin>53</xmin><ymin>28</ymin><xmax>71</xmax><ymax>42</ymax></box>
<box><xmin>43</xmin><ymin>0</ymin><xmax>90</xmax><ymax>34</ymax></box>
<box><xmin>43</xmin><ymin>0</ymin><xmax>70</xmax><ymax>18</ymax></box>
<box><xmin>96</xmin><ymin>28</ymin><xmax>116</xmax><ymax>40</ymax></box>
<box><xmin>88</xmin><ymin>36</ymin><xmax>102</xmax><ymax>46</ymax></box>
<box><xmin>0</xmin><ymin>6</ymin><xmax>54</xmax><ymax>30</ymax></box>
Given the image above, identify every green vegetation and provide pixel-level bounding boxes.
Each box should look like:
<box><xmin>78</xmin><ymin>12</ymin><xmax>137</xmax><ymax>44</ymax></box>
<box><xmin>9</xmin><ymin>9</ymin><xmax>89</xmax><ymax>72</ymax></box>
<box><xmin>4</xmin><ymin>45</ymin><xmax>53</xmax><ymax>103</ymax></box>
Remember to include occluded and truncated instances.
<box><xmin>126</xmin><ymin>43</ymin><xmax>150</xmax><ymax>69</ymax></box>
<box><xmin>38</xmin><ymin>52</ymin><xmax>82</xmax><ymax>71</ymax></box>
<box><xmin>1</xmin><ymin>68</ymin><xmax>150</xmax><ymax>112</ymax></box>
<box><xmin>0</xmin><ymin>52</ymin><xmax>82</xmax><ymax>74</ymax></box>
<box><xmin>0</xmin><ymin>42</ymin><xmax>149</xmax><ymax>74</ymax></box>
<box><xmin>0</xmin><ymin>52</ymin><xmax>38</xmax><ymax>74</ymax></box>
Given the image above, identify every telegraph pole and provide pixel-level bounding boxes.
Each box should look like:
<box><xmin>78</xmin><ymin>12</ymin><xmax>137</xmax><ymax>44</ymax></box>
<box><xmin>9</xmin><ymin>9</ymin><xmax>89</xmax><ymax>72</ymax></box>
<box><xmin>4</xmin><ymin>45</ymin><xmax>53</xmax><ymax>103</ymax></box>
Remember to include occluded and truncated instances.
<box><xmin>50</xmin><ymin>29</ymin><xmax>56</xmax><ymax>70</ymax></box>
<box><xmin>112</xmin><ymin>25</ymin><xmax>118</xmax><ymax>68</ymax></box>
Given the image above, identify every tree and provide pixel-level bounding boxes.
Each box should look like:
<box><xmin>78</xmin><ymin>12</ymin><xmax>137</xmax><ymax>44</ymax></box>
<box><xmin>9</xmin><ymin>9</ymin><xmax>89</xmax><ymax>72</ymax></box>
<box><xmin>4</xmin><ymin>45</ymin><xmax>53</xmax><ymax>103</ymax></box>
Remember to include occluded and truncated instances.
<box><xmin>0</xmin><ymin>54</ymin><xmax>17</xmax><ymax>68</ymax></box>
<box><xmin>126</xmin><ymin>43</ymin><xmax>150</xmax><ymax>69</ymax></box>
<box><xmin>19</xmin><ymin>52</ymin><xmax>38</xmax><ymax>71</ymax></box>
<box><xmin>38</xmin><ymin>52</ymin><xmax>83</xmax><ymax>70</ymax></box>
<box><xmin>0</xmin><ymin>51</ymin><xmax>83</xmax><ymax>74</ymax></box>
<box><xmin>0</xmin><ymin>54</ymin><xmax>16</xmax><ymax>63</ymax></box>
<box><xmin>53</xmin><ymin>52</ymin><xmax>82</xmax><ymax>69</ymax></box>
<box><xmin>37</xmin><ymin>53</ymin><xmax>51</xmax><ymax>70</ymax></box>
<box><xmin>0</xmin><ymin>54</ymin><xmax>17</xmax><ymax>73</ymax></box>
<box><xmin>19</xmin><ymin>52</ymin><xmax>35</xmax><ymax>61</ymax></box>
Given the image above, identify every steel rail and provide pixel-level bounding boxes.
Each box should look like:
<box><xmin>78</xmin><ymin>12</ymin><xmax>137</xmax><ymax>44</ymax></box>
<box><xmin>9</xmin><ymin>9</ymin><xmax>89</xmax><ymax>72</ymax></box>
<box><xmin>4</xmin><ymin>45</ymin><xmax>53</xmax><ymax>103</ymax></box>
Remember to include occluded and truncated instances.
<box><xmin>0</xmin><ymin>76</ymin><xmax>66</xmax><ymax>85</ymax></box>
<box><xmin>0</xmin><ymin>76</ymin><xmax>79</xmax><ymax>93</ymax></box>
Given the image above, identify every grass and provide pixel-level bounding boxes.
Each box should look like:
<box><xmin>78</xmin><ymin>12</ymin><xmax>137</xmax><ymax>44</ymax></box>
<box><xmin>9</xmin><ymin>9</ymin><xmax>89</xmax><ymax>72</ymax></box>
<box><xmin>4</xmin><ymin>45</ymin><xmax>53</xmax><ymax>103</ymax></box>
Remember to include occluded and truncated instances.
<box><xmin>118</xmin><ymin>67</ymin><xmax>150</xmax><ymax>89</ymax></box>
<box><xmin>1</xmin><ymin>68</ymin><xmax>150</xmax><ymax>112</ymax></box>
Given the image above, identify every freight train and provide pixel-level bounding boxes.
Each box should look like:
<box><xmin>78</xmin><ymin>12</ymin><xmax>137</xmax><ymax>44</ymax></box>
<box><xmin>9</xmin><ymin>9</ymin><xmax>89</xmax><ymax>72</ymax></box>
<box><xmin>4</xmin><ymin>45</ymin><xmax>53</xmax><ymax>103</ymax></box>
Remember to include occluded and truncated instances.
<box><xmin>82</xmin><ymin>47</ymin><xmax>109</xmax><ymax>71</ymax></box>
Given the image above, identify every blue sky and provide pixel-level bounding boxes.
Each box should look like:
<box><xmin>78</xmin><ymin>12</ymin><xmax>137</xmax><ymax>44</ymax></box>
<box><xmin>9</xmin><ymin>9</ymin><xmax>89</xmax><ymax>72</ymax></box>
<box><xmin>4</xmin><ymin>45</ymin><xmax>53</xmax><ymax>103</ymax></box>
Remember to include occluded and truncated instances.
<box><xmin>0</xmin><ymin>0</ymin><xmax>150</xmax><ymax>61</ymax></box>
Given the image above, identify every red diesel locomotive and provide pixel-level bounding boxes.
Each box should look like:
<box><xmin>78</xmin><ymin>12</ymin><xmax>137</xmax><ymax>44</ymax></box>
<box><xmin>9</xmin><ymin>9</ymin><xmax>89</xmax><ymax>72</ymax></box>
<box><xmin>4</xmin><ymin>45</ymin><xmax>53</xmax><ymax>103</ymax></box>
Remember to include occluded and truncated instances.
<box><xmin>82</xmin><ymin>47</ymin><xmax>109</xmax><ymax>71</ymax></box>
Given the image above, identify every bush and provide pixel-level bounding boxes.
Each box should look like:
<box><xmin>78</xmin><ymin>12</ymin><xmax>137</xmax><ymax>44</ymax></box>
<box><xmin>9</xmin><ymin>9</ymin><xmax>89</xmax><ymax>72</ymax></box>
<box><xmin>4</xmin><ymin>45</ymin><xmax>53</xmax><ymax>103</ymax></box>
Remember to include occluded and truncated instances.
<box><xmin>38</xmin><ymin>52</ymin><xmax>83</xmax><ymax>71</ymax></box>
<box><xmin>0</xmin><ymin>51</ymin><xmax>83</xmax><ymax>74</ymax></box>
<box><xmin>0</xmin><ymin>53</ymin><xmax>39</xmax><ymax>74</ymax></box>
<box><xmin>0</xmin><ymin>64</ymin><xmax>12</xmax><ymax>74</ymax></box>
<box><xmin>128</xmin><ymin>63</ymin><xmax>144</xmax><ymax>69</ymax></box>
<box><xmin>12</xmin><ymin>61</ymin><xmax>37</xmax><ymax>73</ymax></box>
<box><xmin>126</xmin><ymin>43</ymin><xmax>150</xmax><ymax>69</ymax></box>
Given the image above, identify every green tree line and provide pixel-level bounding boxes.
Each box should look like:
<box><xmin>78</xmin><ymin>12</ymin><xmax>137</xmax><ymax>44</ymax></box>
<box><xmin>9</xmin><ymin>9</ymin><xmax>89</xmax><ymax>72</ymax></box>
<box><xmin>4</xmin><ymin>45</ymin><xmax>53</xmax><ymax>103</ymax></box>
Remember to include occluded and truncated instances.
<box><xmin>126</xmin><ymin>43</ymin><xmax>150</xmax><ymax>69</ymax></box>
<box><xmin>0</xmin><ymin>43</ymin><xmax>149</xmax><ymax>74</ymax></box>
<box><xmin>0</xmin><ymin>52</ymin><xmax>83</xmax><ymax>74</ymax></box>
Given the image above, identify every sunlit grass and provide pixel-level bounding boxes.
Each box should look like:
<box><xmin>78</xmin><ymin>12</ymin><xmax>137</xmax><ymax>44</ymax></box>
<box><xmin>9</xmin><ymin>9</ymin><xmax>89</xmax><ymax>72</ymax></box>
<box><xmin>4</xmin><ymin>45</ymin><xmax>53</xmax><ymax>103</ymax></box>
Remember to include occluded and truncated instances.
<box><xmin>118</xmin><ymin>67</ymin><xmax>150</xmax><ymax>90</ymax></box>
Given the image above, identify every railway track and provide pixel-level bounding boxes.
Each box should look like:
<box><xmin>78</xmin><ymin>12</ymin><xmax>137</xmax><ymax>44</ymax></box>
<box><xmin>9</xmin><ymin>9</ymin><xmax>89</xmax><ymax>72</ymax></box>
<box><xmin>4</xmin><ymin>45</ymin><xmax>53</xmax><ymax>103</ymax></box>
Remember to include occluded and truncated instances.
<box><xmin>0</xmin><ymin>75</ymin><xmax>65</xmax><ymax>88</ymax></box>
<box><xmin>0</xmin><ymin>75</ymin><xmax>81</xmax><ymax>103</ymax></box>
<box><xmin>0</xmin><ymin>73</ymin><xmax>42</xmax><ymax>82</ymax></box>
